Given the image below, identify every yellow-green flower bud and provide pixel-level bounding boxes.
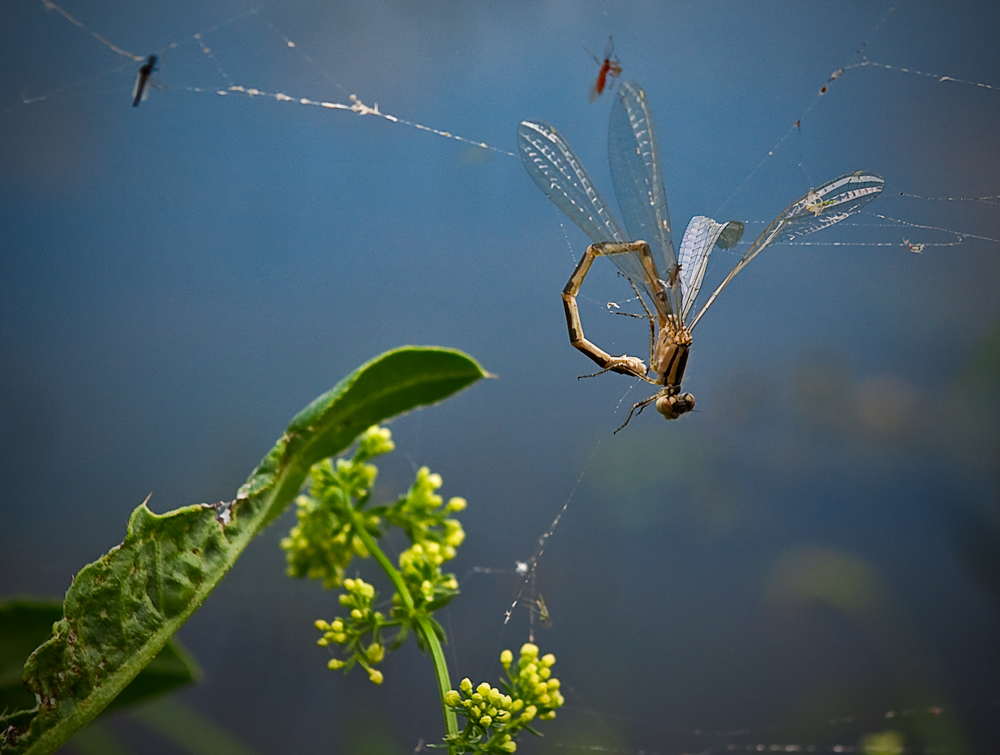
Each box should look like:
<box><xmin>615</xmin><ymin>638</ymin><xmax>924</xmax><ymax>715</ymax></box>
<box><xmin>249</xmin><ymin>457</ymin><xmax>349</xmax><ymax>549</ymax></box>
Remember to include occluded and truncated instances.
<box><xmin>520</xmin><ymin>643</ymin><xmax>539</xmax><ymax>659</ymax></box>
<box><xmin>314</xmin><ymin>619</ymin><xmax>330</xmax><ymax>631</ymax></box>
<box><xmin>547</xmin><ymin>678</ymin><xmax>561</xmax><ymax>690</ymax></box>
<box><xmin>350</xmin><ymin>609</ymin><xmax>363</xmax><ymax>621</ymax></box>
<box><xmin>500</xmin><ymin>649</ymin><xmax>513</xmax><ymax>667</ymax></box>
<box><xmin>541</xmin><ymin>653</ymin><xmax>556</xmax><ymax>667</ymax></box>
<box><xmin>520</xmin><ymin>705</ymin><xmax>537</xmax><ymax>722</ymax></box>
<box><xmin>444</xmin><ymin>690</ymin><xmax>461</xmax><ymax>707</ymax></box>
<box><xmin>317</xmin><ymin>637</ymin><xmax>330</xmax><ymax>647</ymax></box>
<box><xmin>539</xmin><ymin>667</ymin><xmax>551</xmax><ymax>680</ymax></box>
<box><xmin>460</xmin><ymin>678</ymin><xmax>473</xmax><ymax>694</ymax></box>
<box><xmin>344</xmin><ymin>578</ymin><xmax>355</xmax><ymax>590</ymax></box>
<box><xmin>510</xmin><ymin>699</ymin><xmax>524</xmax><ymax>712</ymax></box>
<box><xmin>500</xmin><ymin>741</ymin><xmax>517</xmax><ymax>753</ymax></box>
<box><xmin>368</xmin><ymin>668</ymin><xmax>384</xmax><ymax>685</ymax></box>
<box><xmin>447</xmin><ymin>497</ymin><xmax>467</xmax><ymax>511</ymax></box>
<box><xmin>327</xmin><ymin>658</ymin><xmax>346</xmax><ymax>670</ymax></box>
<box><xmin>477</xmin><ymin>682</ymin><xmax>491</xmax><ymax>696</ymax></box>
<box><xmin>366</xmin><ymin>643</ymin><xmax>384</xmax><ymax>663</ymax></box>
<box><xmin>359</xmin><ymin>426</ymin><xmax>394</xmax><ymax>456</ymax></box>
<box><xmin>331</xmin><ymin>620</ymin><xmax>344</xmax><ymax>632</ymax></box>
<box><xmin>479</xmin><ymin>715</ymin><xmax>492</xmax><ymax>728</ymax></box>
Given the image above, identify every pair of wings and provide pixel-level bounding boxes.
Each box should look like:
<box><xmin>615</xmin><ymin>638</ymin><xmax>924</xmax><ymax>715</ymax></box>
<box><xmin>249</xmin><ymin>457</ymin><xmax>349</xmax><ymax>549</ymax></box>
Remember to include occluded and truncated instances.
<box><xmin>516</xmin><ymin>80</ymin><xmax>885</xmax><ymax>331</ymax></box>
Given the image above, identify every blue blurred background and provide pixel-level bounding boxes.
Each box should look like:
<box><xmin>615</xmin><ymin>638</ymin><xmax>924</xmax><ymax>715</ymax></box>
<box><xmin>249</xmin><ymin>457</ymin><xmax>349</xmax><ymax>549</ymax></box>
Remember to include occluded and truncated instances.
<box><xmin>2</xmin><ymin>0</ymin><xmax>999</xmax><ymax>753</ymax></box>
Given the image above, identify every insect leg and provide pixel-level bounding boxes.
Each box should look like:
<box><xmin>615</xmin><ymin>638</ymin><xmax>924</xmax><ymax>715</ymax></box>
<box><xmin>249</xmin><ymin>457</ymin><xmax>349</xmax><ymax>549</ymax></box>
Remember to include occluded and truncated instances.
<box><xmin>562</xmin><ymin>243</ymin><xmax>649</xmax><ymax>379</ymax></box>
<box><xmin>614</xmin><ymin>393</ymin><xmax>659</xmax><ymax>434</ymax></box>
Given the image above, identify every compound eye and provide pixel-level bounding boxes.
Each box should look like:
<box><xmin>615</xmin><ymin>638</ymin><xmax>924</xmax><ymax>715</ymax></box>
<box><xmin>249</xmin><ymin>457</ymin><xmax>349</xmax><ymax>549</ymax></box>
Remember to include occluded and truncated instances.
<box><xmin>655</xmin><ymin>393</ymin><xmax>695</xmax><ymax>419</ymax></box>
<box><xmin>655</xmin><ymin>395</ymin><xmax>680</xmax><ymax>419</ymax></box>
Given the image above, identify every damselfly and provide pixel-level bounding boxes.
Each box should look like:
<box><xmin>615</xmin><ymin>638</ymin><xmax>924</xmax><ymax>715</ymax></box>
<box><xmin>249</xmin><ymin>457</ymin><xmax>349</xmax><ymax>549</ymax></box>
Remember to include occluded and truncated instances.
<box><xmin>517</xmin><ymin>80</ymin><xmax>884</xmax><ymax>430</ymax></box>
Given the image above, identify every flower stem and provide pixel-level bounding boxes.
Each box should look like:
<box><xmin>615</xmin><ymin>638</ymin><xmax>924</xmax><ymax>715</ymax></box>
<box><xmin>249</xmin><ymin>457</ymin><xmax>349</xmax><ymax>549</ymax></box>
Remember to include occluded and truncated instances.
<box><xmin>348</xmin><ymin>506</ymin><xmax>459</xmax><ymax>748</ymax></box>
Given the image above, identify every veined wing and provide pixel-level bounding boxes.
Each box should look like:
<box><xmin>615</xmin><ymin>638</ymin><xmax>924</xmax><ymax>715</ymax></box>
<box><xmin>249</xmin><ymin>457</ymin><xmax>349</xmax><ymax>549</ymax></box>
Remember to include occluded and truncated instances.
<box><xmin>608</xmin><ymin>81</ymin><xmax>679</xmax><ymax>318</ymax></box>
<box><xmin>677</xmin><ymin>216</ymin><xmax>745</xmax><ymax>322</ymax></box>
<box><xmin>687</xmin><ymin>171</ymin><xmax>885</xmax><ymax>331</ymax></box>
<box><xmin>517</xmin><ymin>120</ymin><xmax>627</xmax><ymax>245</ymax></box>
<box><xmin>518</xmin><ymin>118</ymin><xmax>667</xmax><ymax>319</ymax></box>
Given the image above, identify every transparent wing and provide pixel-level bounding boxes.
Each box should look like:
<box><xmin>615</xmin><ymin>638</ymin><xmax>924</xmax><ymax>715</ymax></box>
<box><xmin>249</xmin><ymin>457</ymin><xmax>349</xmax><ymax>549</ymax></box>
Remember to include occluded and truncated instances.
<box><xmin>677</xmin><ymin>216</ymin><xmax>745</xmax><ymax>322</ymax></box>
<box><xmin>517</xmin><ymin>120</ymin><xmax>626</xmax><ymax>245</ymax></box>
<box><xmin>688</xmin><ymin>171</ymin><xmax>885</xmax><ymax>331</ymax></box>
<box><xmin>608</xmin><ymin>80</ymin><xmax>679</xmax><ymax>317</ymax></box>
<box><xmin>517</xmin><ymin>119</ymin><xmax>672</xmax><ymax>320</ymax></box>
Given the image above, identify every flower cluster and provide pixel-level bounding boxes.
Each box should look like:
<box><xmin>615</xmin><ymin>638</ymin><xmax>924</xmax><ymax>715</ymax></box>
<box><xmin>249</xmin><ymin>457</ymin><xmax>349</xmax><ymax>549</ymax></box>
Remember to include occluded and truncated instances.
<box><xmin>386</xmin><ymin>466</ymin><xmax>467</xmax><ymax>549</ymax></box>
<box><xmin>442</xmin><ymin>644</ymin><xmax>564</xmax><ymax>753</ymax></box>
<box><xmin>280</xmin><ymin>426</ymin><xmax>393</xmax><ymax>588</ymax></box>
<box><xmin>314</xmin><ymin>577</ymin><xmax>387</xmax><ymax>684</ymax></box>
<box><xmin>287</xmin><ymin>425</ymin><xmax>472</xmax><ymax>684</ymax></box>
<box><xmin>390</xmin><ymin>467</ymin><xmax>466</xmax><ymax>615</ymax></box>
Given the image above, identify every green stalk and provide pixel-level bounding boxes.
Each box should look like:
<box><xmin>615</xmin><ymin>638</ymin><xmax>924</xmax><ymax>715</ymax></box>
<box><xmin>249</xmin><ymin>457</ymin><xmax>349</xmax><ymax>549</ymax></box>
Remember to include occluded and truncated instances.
<box><xmin>348</xmin><ymin>507</ymin><xmax>459</xmax><ymax>748</ymax></box>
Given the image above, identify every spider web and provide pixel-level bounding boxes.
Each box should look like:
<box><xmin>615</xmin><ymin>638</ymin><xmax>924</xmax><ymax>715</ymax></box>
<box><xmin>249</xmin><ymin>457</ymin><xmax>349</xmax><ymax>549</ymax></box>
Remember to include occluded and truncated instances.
<box><xmin>1</xmin><ymin>1</ymin><xmax>999</xmax><ymax>754</ymax></box>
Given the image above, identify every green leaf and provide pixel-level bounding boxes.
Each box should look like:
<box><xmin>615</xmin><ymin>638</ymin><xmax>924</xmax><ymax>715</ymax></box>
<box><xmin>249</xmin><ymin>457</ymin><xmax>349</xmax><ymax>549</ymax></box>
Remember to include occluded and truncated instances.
<box><xmin>0</xmin><ymin>598</ymin><xmax>200</xmax><ymax>715</ymax></box>
<box><xmin>1</xmin><ymin>347</ymin><xmax>485</xmax><ymax>755</ymax></box>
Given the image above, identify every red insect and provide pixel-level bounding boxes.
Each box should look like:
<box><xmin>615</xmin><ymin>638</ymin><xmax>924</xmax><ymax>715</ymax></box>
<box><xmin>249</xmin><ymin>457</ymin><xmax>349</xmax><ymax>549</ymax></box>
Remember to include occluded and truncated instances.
<box><xmin>587</xmin><ymin>36</ymin><xmax>623</xmax><ymax>102</ymax></box>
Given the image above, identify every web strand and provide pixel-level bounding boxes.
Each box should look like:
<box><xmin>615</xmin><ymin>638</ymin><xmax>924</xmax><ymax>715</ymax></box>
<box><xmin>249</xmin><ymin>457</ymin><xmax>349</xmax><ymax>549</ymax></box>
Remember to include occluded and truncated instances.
<box><xmin>20</xmin><ymin>0</ymin><xmax>515</xmax><ymax>156</ymax></box>
<box><xmin>39</xmin><ymin>0</ymin><xmax>144</xmax><ymax>61</ymax></box>
<box><xmin>714</xmin><ymin>5</ymin><xmax>897</xmax><ymax>216</ymax></box>
<box><xmin>17</xmin><ymin>0</ymin><xmax>999</xmax><ymax>241</ymax></box>
<box><xmin>502</xmin><ymin>436</ymin><xmax>605</xmax><ymax>628</ymax></box>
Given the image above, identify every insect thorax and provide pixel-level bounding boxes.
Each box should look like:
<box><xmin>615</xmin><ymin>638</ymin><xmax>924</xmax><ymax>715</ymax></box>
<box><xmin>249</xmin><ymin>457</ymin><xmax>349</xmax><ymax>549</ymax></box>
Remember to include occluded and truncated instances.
<box><xmin>653</xmin><ymin>319</ymin><xmax>691</xmax><ymax>389</ymax></box>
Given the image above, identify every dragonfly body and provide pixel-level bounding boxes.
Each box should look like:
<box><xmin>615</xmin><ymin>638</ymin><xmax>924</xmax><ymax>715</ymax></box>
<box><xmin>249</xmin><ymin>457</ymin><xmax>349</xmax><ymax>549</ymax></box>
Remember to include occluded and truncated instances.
<box><xmin>518</xmin><ymin>81</ymin><xmax>884</xmax><ymax>429</ymax></box>
<box><xmin>561</xmin><ymin>240</ymin><xmax>695</xmax><ymax>419</ymax></box>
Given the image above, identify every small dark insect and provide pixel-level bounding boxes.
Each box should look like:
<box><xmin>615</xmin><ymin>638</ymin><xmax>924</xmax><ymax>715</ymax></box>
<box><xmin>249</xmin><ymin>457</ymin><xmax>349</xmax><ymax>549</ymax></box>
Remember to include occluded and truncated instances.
<box><xmin>132</xmin><ymin>55</ymin><xmax>157</xmax><ymax>107</ymax></box>
<box><xmin>587</xmin><ymin>36</ymin><xmax>623</xmax><ymax>102</ymax></box>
